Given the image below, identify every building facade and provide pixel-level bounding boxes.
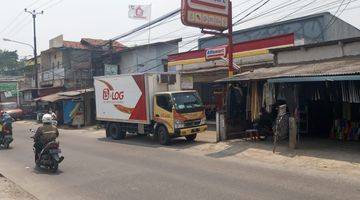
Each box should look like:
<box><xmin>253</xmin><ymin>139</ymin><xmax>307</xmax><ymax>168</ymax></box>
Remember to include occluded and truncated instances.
<box><xmin>96</xmin><ymin>39</ymin><xmax>181</xmax><ymax>76</ymax></box>
<box><xmin>167</xmin><ymin>13</ymin><xmax>360</xmax><ymax>123</ymax></box>
<box><xmin>35</xmin><ymin>35</ymin><xmax>124</xmax><ymax>126</ymax></box>
<box><xmin>198</xmin><ymin>12</ymin><xmax>360</xmax><ymax>49</ymax></box>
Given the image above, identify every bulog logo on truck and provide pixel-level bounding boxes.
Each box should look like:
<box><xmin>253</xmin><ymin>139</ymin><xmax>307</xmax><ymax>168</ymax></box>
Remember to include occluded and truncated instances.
<box><xmin>103</xmin><ymin>88</ymin><xmax>124</xmax><ymax>101</ymax></box>
<box><xmin>98</xmin><ymin>79</ymin><xmax>134</xmax><ymax>114</ymax></box>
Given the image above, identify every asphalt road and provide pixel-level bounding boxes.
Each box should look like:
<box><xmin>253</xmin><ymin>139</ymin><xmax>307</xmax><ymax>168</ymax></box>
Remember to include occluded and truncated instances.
<box><xmin>0</xmin><ymin>121</ymin><xmax>359</xmax><ymax>200</ymax></box>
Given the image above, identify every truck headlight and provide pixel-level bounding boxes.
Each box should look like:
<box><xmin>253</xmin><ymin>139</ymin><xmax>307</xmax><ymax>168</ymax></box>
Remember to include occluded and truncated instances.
<box><xmin>174</xmin><ymin>120</ymin><xmax>185</xmax><ymax>129</ymax></box>
<box><xmin>200</xmin><ymin>117</ymin><xmax>206</xmax><ymax>125</ymax></box>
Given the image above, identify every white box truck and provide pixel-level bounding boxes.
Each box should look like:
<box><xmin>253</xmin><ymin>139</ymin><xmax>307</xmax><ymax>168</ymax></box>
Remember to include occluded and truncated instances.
<box><xmin>94</xmin><ymin>73</ymin><xmax>207</xmax><ymax>145</ymax></box>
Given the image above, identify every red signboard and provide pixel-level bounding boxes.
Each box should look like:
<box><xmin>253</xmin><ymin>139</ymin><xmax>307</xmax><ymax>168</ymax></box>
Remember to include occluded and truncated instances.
<box><xmin>181</xmin><ymin>0</ymin><xmax>229</xmax><ymax>31</ymax></box>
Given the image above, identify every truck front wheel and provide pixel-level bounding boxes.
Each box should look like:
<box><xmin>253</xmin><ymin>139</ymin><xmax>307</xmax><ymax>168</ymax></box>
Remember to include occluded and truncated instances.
<box><xmin>157</xmin><ymin>125</ymin><xmax>170</xmax><ymax>145</ymax></box>
<box><xmin>108</xmin><ymin>123</ymin><xmax>126</xmax><ymax>140</ymax></box>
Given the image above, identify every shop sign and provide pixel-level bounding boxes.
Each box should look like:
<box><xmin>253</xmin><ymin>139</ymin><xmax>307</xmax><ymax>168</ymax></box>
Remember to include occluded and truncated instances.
<box><xmin>0</xmin><ymin>82</ymin><xmax>17</xmax><ymax>98</ymax></box>
<box><xmin>205</xmin><ymin>45</ymin><xmax>227</xmax><ymax>60</ymax></box>
<box><xmin>181</xmin><ymin>0</ymin><xmax>229</xmax><ymax>31</ymax></box>
<box><xmin>104</xmin><ymin>64</ymin><xmax>118</xmax><ymax>76</ymax></box>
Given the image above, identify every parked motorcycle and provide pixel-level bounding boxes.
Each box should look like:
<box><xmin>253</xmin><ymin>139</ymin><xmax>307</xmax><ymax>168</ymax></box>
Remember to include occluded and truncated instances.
<box><xmin>0</xmin><ymin>123</ymin><xmax>13</xmax><ymax>149</ymax></box>
<box><xmin>29</xmin><ymin>129</ymin><xmax>64</xmax><ymax>172</ymax></box>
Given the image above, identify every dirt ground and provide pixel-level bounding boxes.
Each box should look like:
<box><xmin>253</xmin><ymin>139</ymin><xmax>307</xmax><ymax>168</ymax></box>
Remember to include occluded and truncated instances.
<box><xmin>0</xmin><ymin>175</ymin><xmax>37</xmax><ymax>200</ymax></box>
<box><xmin>180</xmin><ymin>137</ymin><xmax>360</xmax><ymax>178</ymax></box>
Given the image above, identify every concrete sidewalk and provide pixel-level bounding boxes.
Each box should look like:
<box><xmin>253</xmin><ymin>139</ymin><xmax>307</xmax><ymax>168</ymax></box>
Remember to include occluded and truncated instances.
<box><xmin>0</xmin><ymin>174</ymin><xmax>37</xmax><ymax>200</ymax></box>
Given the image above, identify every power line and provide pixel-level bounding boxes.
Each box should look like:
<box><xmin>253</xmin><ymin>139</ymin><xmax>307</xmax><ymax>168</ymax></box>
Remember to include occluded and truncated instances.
<box><xmin>25</xmin><ymin>0</ymin><xmax>44</xmax><ymax>8</ymax></box>
<box><xmin>275</xmin><ymin>0</ymin><xmax>319</xmax><ymax>22</ymax></box>
<box><xmin>0</xmin><ymin>0</ymin><xmax>45</xmax><ymax>35</ymax></box>
<box><xmin>42</xmin><ymin>0</ymin><xmax>64</xmax><ymax>11</ymax></box>
<box><xmin>234</xmin><ymin>0</ymin><xmax>305</xmax><ymax>26</ymax></box>
<box><xmin>128</xmin><ymin>34</ymin><xmax>205</xmax><ymax>73</ymax></box>
<box><xmin>313</xmin><ymin>0</ymin><xmax>348</xmax><ymax>41</ymax></box>
<box><xmin>232</xmin><ymin>0</ymin><xmax>267</xmax><ymax>21</ymax></box>
<box><xmin>111</xmin><ymin>8</ymin><xmax>181</xmax><ymax>41</ymax></box>
<box><xmin>34</xmin><ymin>0</ymin><xmax>53</xmax><ymax>10</ymax></box>
<box><xmin>233</xmin><ymin>0</ymin><xmax>271</xmax><ymax>26</ymax></box>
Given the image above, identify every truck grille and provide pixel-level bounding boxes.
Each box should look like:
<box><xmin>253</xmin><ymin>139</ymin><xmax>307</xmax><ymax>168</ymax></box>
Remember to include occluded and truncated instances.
<box><xmin>184</xmin><ymin>119</ymin><xmax>201</xmax><ymax>127</ymax></box>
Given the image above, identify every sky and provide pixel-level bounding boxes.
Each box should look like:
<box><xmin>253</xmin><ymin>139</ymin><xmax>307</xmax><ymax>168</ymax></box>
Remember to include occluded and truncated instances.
<box><xmin>1</xmin><ymin>0</ymin><xmax>360</xmax><ymax>58</ymax></box>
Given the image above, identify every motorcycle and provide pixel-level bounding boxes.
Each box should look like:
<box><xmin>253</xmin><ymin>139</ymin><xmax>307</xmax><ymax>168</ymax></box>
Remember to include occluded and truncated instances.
<box><xmin>0</xmin><ymin>123</ymin><xmax>13</xmax><ymax>149</ymax></box>
<box><xmin>29</xmin><ymin>129</ymin><xmax>64</xmax><ymax>172</ymax></box>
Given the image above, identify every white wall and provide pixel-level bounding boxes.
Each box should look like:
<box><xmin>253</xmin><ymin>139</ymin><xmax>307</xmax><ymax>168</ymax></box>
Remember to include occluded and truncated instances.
<box><xmin>277</xmin><ymin>41</ymin><xmax>360</xmax><ymax>64</ymax></box>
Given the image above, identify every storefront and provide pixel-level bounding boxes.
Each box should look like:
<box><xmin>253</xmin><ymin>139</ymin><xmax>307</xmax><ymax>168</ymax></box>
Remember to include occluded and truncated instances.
<box><xmin>168</xmin><ymin>34</ymin><xmax>295</xmax><ymax>122</ymax></box>
<box><xmin>217</xmin><ymin>54</ymin><xmax>360</xmax><ymax>147</ymax></box>
<box><xmin>269</xmin><ymin>76</ymin><xmax>360</xmax><ymax>143</ymax></box>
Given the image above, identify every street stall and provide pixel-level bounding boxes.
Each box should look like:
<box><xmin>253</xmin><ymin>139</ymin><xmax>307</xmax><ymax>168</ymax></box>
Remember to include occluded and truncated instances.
<box><xmin>217</xmin><ymin>55</ymin><xmax>360</xmax><ymax>148</ymax></box>
<box><xmin>58</xmin><ymin>88</ymin><xmax>95</xmax><ymax>126</ymax></box>
<box><xmin>34</xmin><ymin>93</ymin><xmax>71</xmax><ymax>124</ymax></box>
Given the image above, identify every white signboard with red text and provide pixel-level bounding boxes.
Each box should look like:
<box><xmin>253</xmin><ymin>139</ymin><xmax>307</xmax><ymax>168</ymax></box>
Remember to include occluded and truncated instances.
<box><xmin>181</xmin><ymin>0</ymin><xmax>229</xmax><ymax>31</ymax></box>
<box><xmin>205</xmin><ymin>45</ymin><xmax>227</xmax><ymax>60</ymax></box>
<box><xmin>94</xmin><ymin>75</ymin><xmax>148</xmax><ymax>123</ymax></box>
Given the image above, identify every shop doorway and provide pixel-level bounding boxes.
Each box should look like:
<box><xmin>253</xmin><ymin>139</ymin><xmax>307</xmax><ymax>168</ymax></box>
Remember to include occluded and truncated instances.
<box><xmin>297</xmin><ymin>81</ymin><xmax>360</xmax><ymax>143</ymax></box>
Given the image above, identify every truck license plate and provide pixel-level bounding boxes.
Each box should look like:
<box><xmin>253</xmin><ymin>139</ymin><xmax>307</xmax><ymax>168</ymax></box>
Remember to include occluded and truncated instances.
<box><xmin>191</xmin><ymin>128</ymin><xmax>200</xmax><ymax>133</ymax></box>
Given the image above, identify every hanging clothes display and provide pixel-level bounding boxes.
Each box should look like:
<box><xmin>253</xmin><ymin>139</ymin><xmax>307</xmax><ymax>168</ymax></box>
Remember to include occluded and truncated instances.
<box><xmin>246</xmin><ymin>84</ymin><xmax>251</xmax><ymax>121</ymax></box>
<box><xmin>277</xmin><ymin>84</ymin><xmax>286</xmax><ymax>101</ymax></box>
<box><xmin>250</xmin><ymin>81</ymin><xmax>261</xmax><ymax>122</ymax></box>
<box><xmin>262</xmin><ymin>82</ymin><xmax>276</xmax><ymax>113</ymax></box>
<box><xmin>340</xmin><ymin>81</ymin><xmax>360</xmax><ymax>103</ymax></box>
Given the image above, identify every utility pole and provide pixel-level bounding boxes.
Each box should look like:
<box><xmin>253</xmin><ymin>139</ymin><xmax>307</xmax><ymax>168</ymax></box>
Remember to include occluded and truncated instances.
<box><xmin>25</xmin><ymin>8</ymin><xmax>43</xmax><ymax>96</ymax></box>
<box><xmin>227</xmin><ymin>1</ymin><xmax>234</xmax><ymax>77</ymax></box>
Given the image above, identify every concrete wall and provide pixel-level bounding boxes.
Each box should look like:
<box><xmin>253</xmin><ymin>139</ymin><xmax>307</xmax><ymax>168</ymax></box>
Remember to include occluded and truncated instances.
<box><xmin>64</xmin><ymin>49</ymin><xmax>92</xmax><ymax>90</ymax></box>
<box><xmin>118</xmin><ymin>42</ymin><xmax>179</xmax><ymax>74</ymax></box>
<box><xmin>277</xmin><ymin>41</ymin><xmax>360</xmax><ymax>64</ymax></box>
<box><xmin>198</xmin><ymin>13</ymin><xmax>360</xmax><ymax>49</ymax></box>
<box><xmin>39</xmin><ymin>50</ymin><xmax>65</xmax><ymax>88</ymax></box>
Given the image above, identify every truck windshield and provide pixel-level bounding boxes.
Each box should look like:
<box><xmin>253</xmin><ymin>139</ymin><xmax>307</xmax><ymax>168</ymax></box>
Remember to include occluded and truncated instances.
<box><xmin>172</xmin><ymin>92</ymin><xmax>203</xmax><ymax>113</ymax></box>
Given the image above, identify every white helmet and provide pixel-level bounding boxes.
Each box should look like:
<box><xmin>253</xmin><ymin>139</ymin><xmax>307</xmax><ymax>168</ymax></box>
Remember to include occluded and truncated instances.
<box><xmin>42</xmin><ymin>114</ymin><xmax>53</xmax><ymax>124</ymax></box>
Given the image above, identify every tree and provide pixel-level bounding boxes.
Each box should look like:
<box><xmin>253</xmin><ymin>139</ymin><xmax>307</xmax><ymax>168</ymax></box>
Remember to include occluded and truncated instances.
<box><xmin>0</xmin><ymin>50</ymin><xmax>25</xmax><ymax>76</ymax></box>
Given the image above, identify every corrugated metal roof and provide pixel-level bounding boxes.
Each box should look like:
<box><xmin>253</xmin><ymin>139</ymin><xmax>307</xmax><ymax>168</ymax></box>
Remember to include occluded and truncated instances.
<box><xmin>34</xmin><ymin>93</ymin><xmax>72</xmax><ymax>103</ymax></box>
<box><xmin>216</xmin><ymin>57</ymin><xmax>360</xmax><ymax>83</ymax></box>
<box><xmin>58</xmin><ymin>88</ymin><xmax>94</xmax><ymax>97</ymax></box>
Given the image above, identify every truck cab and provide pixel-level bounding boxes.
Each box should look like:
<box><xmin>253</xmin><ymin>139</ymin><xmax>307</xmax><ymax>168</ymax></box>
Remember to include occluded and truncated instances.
<box><xmin>153</xmin><ymin>91</ymin><xmax>207</xmax><ymax>145</ymax></box>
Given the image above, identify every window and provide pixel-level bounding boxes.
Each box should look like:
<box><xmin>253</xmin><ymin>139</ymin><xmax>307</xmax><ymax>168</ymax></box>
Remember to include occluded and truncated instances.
<box><xmin>172</xmin><ymin>92</ymin><xmax>204</xmax><ymax>113</ymax></box>
<box><xmin>156</xmin><ymin>94</ymin><xmax>172</xmax><ymax>112</ymax></box>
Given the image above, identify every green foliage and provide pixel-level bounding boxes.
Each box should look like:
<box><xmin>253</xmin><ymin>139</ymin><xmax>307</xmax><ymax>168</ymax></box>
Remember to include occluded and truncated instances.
<box><xmin>0</xmin><ymin>50</ymin><xmax>25</xmax><ymax>76</ymax></box>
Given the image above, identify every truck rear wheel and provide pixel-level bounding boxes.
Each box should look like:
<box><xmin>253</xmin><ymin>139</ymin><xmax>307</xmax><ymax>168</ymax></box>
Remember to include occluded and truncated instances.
<box><xmin>157</xmin><ymin>125</ymin><xmax>170</xmax><ymax>145</ymax></box>
<box><xmin>185</xmin><ymin>134</ymin><xmax>197</xmax><ymax>142</ymax></box>
<box><xmin>108</xmin><ymin>123</ymin><xmax>126</xmax><ymax>140</ymax></box>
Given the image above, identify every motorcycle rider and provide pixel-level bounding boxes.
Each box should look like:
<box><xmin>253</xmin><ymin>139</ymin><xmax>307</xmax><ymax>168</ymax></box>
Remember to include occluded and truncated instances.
<box><xmin>0</xmin><ymin>111</ymin><xmax>14</xmax><ymax>135</ymax></box>
<box><xmin>33</xmin><ymin>114</ymin><xmax>60</xmax><ymax>162</ymax></box>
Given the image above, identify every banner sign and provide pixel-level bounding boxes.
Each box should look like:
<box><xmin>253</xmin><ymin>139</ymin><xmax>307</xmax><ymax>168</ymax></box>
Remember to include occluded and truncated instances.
<box><xmin>181</xmin><ymin>0</ymin><xmax>229</xmax><ymax>31</ymax></box>
<box><xmin>129</xmin><ymin>5</ymin><xmax>151</xmax><ymax>20</ymax></box>
<box><xmin>205</xmin><ymin>45</ymin><xmax>227</xmax><ymax>60</ymax></box>
<box><xmin>0</xmin><ymin>82</ymin><xmax>17</xmax><ymax>98</ymax></box>
<box><xmin>104</xmin><ymin>64</ymin><xmax>118</xmax><ymax>76</ymax></box>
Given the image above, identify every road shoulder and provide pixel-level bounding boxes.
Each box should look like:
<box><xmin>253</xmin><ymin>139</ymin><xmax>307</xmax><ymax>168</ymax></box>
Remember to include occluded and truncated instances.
<box><xmin>0</xmin><ymin>174</ymin><xmax>37</xmax><ymax>200</ymax></box>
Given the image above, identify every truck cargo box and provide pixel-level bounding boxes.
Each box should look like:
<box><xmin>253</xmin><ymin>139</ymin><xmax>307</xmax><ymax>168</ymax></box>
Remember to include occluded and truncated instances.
<box><xmin>94</xmin><ymin>73</ymin><xmax>178</xmax><ymax>125</ymax></box>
